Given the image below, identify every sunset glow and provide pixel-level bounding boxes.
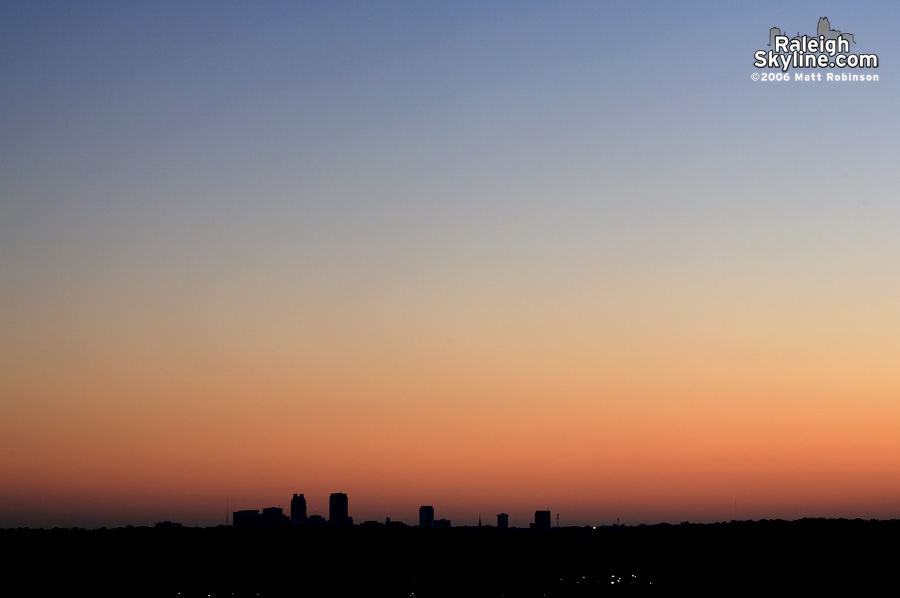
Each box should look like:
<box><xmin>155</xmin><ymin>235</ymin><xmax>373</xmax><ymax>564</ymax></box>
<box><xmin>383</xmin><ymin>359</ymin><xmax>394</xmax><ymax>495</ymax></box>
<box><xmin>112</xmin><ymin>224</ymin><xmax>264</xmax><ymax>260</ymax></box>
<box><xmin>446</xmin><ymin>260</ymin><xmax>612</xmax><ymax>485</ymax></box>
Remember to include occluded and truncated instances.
<box><xmin>2</xmin><ymin>1</ymin><xmax>899</xmax><ymax>529</ymax></box>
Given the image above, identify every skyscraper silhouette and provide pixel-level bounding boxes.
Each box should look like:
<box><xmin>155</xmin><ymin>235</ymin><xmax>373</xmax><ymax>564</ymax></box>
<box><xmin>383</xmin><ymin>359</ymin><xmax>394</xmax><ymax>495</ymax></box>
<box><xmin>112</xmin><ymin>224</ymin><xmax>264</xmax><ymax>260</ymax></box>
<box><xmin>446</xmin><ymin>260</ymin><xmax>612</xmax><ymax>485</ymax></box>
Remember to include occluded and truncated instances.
<box><xmin>533</xmin><ymin>510</ymin><xmax>551</xmax><ymax>530</ymax></box>
<box><xmin>419</xmin><ymin>505</ymin><xmax>434</xmax><ymax>528</ymax></box>
<box><xmin>497</xmin><ymin>513</ymin><xmax>509</xmax><ymax>530</ymax></box>
<box><xmin>291</xmin><ymin>493</ymin><xmax>307</xmax><ymax>523</ymax></box>
<box><xmin>329</xmin><ymin>492</ymin><xmax>351</xmax><ymax>526</ymax></box>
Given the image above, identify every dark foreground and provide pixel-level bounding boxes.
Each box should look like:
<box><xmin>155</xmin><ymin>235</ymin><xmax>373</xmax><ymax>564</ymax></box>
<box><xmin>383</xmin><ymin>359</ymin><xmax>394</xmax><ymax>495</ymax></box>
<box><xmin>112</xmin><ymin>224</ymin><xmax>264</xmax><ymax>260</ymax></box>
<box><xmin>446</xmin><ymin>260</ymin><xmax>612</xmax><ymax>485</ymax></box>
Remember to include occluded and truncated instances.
<box><xmin>5</xmin><ymin>519</ymin><xmax>898</xmax><ymax>596</ymax></box>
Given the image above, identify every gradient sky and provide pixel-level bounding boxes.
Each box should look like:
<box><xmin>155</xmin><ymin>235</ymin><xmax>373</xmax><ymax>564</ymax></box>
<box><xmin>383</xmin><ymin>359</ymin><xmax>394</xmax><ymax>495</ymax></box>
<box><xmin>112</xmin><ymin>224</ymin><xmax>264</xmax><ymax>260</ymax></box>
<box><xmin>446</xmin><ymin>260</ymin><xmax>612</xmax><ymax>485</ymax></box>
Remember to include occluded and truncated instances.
<box><xmin>2</xmin><ymin>1</ymin><xmax>899</xmax><ymax>529</ymax></box>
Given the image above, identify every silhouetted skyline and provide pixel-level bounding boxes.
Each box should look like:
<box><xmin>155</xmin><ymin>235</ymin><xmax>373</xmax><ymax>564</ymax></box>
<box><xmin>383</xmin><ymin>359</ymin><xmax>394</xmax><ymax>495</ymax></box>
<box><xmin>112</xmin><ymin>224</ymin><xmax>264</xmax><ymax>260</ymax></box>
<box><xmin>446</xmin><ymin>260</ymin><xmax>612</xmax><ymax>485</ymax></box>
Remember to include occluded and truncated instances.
<box><xmin>2</xmin><ymin>3</ymin><xmax>897</xmax><ymax>533</ymax></box>
<box><xmin>232</xmin><ymin>492</ymin><xmax>551</xmax><ymax>530</ymax></box>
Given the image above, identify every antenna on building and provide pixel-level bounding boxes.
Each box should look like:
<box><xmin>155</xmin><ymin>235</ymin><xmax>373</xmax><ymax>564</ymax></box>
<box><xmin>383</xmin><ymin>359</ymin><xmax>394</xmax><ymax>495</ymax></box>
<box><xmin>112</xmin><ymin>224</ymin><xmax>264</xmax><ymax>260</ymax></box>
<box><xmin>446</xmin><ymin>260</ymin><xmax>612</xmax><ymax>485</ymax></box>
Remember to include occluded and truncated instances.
<box><xmin>556</xmin><ymin>513</ymin><xmax>559</xmax><ymax>528</ymax></box>
<box><xmin>226</xmin><ymin>497</ymin><xmax>228</xmax><ymax>526</ymax></box>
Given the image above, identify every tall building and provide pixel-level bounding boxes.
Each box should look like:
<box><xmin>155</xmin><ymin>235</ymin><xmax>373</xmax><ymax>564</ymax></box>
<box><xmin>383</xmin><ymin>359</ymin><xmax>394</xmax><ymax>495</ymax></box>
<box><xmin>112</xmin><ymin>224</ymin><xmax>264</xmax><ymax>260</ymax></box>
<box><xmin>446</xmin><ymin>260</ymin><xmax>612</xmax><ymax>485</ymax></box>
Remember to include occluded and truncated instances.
<box><xmin>533</xmin><ymin>510</ymin><xmax>551</xmax><ymax>530</ymax></box>
<box><xmin>329</xmin><ymin>492</ymin><xmax>351</xmax><ymax>526</ymax></box>
<box><xmin>497</xmin><ymin>513</ymin><xmax>509</xmax><ymax>530</ymax></box>
<box><xmin>419</xmin><ymin>505</ymin><xmax>434</xmax><ymax>528</ymax></box>
<box><xmin>291</xmin><ymin>493</ymin><xmax>307</xmax><ymax>523</ymax></box>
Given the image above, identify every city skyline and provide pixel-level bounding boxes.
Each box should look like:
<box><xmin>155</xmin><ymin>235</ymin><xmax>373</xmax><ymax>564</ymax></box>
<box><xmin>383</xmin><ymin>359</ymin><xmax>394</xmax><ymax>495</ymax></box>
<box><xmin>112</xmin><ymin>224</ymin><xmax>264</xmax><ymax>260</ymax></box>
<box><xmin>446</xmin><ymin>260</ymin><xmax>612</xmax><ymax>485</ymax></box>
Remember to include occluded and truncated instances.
<box><xmin>3</xmin><ymin>2</ymin><xmax>900</xmax><ymax>530</ymax></box>
<box><xmin>230</xmin><ymin>493</ymin><xmax>565</xmax><ymax>530</ymax></box>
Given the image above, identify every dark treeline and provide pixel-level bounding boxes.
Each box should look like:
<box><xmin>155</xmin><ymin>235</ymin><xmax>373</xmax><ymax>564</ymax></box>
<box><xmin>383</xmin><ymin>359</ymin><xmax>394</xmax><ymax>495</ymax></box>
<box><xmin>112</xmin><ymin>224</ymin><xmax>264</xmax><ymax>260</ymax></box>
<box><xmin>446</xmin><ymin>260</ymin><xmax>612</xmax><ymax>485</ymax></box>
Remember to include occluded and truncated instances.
<box><xmin>5</xmin><ymin>518</ymin><xmax>898</xmax><ymax>596</ymax></box>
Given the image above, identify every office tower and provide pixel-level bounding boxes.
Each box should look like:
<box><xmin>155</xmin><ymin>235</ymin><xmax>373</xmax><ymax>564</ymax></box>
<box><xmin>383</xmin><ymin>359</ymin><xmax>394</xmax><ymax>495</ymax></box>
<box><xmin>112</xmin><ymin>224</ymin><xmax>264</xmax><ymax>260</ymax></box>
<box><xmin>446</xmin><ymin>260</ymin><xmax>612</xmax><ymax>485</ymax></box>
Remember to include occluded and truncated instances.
<box><xmin>497</xmin><ymin>513</ymin><xmax>509</xmax><ymax>530</ymax></box>
<box><xmin>419</xmin><ymin>505</ymin><xmax>434</xmax><ymax>528</ymax></box>
<box><xmin>329</xmin><ymin>492</ymin><xmax>351</xmax><ymax>526</ymax></box>
<box><xmin>291</xmin><ymin>493</ymin><xmax>307</xmax><ymax>523</ymax></box>
<box><xmin>533</xmin><ymin>510</ymin><xmax>551</xmax><ymax>530</ymax></box>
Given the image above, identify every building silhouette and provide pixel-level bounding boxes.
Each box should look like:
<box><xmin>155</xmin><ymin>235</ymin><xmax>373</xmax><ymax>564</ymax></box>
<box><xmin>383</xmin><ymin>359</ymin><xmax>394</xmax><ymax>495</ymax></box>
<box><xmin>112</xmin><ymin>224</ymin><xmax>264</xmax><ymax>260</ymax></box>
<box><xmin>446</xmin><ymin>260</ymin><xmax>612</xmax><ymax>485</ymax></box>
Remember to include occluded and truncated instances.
<box><xmin>419</xmin><ymin>506</ymin><xmax>434</xmax><ymax>528</ymax></box>
<box><xmin>497</xmin><ymin>513</ymin><xmax>509</xmax><ymax>530</ymax></box>
<box><xmin>532</xmin><ymin>510</ymin><xmax>551</xmax><ymax>530</ymax></box>
<box><xmin>233</xmin><ymin>508</ymin><xmax>288</xmax><ymax>527</ymax></box>
<box><xmin>260</xmin><ymin>506</ymin><xmax>289</xmax><ymax>526</ymax></box>
<box><xmin>232</xmin><ymin>496</ymin><xmax>321</xmax><ymax>527</ymax></box>
<box><xmin>291</xmin><ymin>493</ymin><xmax>307</xmax><ymax>523</ymax></box>
<box><xmin>329</xmin><ymin>492</ymin><xmax>352</xmax><ymax>526</ymax></box>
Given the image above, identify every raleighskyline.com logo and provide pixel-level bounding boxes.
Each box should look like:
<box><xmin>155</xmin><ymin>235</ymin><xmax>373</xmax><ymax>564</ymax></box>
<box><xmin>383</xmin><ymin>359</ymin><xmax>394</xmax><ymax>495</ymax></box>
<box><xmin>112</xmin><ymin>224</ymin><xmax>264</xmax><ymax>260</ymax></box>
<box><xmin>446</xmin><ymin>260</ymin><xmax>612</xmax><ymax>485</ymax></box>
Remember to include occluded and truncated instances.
<box><xmin>753</xmin><ymin>17</ymin><xmax>878</xmax><ymax>72</ymax></box>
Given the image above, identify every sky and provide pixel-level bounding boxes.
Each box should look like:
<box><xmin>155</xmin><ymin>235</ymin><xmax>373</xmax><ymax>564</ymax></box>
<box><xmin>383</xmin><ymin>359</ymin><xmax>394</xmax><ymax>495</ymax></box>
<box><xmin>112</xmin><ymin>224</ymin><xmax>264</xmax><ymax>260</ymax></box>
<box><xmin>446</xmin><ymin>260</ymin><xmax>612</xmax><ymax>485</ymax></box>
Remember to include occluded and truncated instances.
<box><xmin>2</xmin><ymin>1</ymin><xmax>899</xmax><ymax>529</ymax></box>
